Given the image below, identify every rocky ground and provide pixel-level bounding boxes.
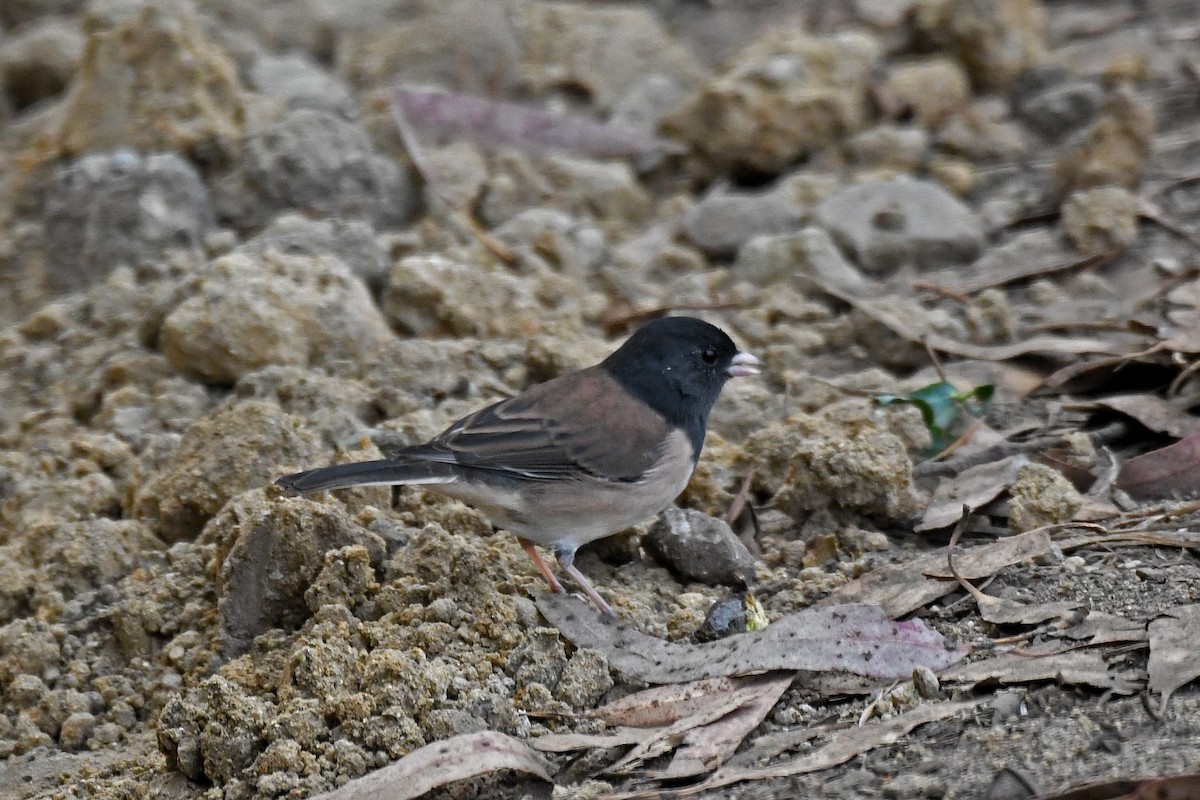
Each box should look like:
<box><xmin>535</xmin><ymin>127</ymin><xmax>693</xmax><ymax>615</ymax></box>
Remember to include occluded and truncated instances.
<box><xmin>2</xmin><ymin>0</ymin><xmax>1200</xmax><ymax>798</ymax></box>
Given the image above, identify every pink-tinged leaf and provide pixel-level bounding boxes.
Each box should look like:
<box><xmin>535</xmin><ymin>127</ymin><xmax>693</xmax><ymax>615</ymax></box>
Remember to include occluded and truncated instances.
<box><xmin>1117</xmin><ymin>430</ymin><xmax>1200</xmax><ymax>499</ymax></box>
<box><xmin>309</xmin><ymin>731</ymin><xmax>551</xmax><ymax>800</ymax></box>
<box><xmin>537</xmin><ymin>596</ymin><xmax>967</xmax><ymax>684</ymax></box>
<box><xmin>390</xmin><ymin>85</ymin><xmax>681</xmax><ymax>158</ymax></box>
<box><xmin>648</xmin><ymin>672</ymin><xmax>794</xmax><ymax>781</ymax></box>
<box><xmin>586</xmin><ymin>677</ymin><xmax>742</xmax><ymax>728</ymax></box>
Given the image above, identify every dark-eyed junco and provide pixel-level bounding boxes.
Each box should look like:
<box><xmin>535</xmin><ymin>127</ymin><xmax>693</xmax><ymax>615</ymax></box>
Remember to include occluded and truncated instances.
<box><xmin>276</xmin><ymin>316</ymin><xmax>761</xmax><ymax>616</ymax></box>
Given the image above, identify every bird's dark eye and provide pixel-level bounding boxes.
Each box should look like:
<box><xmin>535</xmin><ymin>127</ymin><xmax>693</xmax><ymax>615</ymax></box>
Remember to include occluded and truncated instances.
<box><xmin>700</xmin><ymin>346</ymin><xmax>719</xmax><ymax>365</ymax></box>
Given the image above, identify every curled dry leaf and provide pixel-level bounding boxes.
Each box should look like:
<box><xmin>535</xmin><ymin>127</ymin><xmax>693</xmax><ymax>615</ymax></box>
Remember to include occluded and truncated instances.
<box><xmin>1148</xmin><ymin>604</ymin><xmax>1200</xmax><ymax>710</ymax></box>
<box><xmin>587</xmin><ymin>676</ymin><xmax>745</xmax><ymax>728</ymax></box>
<box><xmin>822</xmin><ymin>528</ymin><xmax>1054</xmax><ymax>617</ymax></box>
<box><xmin>569</xmin><ymin>672</ymin><xmax>795</xmax><ymax>779</ymax></box>
<box><xmin>808</xmin><ymin>277</ymin><xmax>1119</xmax><ymax>361</ymax></box>
<box><xmin>536</xmin><ymin>596</ymin><xmax>967</xmax><ymax>684</ymax></box>
<box><xmin>1058</xmin><ymin>610</ymin><xmax>1147</xmax><ymax>645</ymax></box>
<box><xmin>608</xmin><ymin>699</ymin><xmax>986</xmax><ymax>800</ymax></box>
<box><xmin>1029</xmin><ymin>772</ymin><xmax>1200</xmax><ymax>800</ymax></box>
<box><xmin>944</xmin><ymin>509</ymin><xmax>1082</xmax><ymax>627</ymax></box>
<box><xmin>308</xmin><ymin>731</ymin><xmax>552</xmax><ymax>800</ymax></box>
<box><xmin>940</xmin><ymin>643</ymin><xmax>1143</xmax><ymax>694</ymax></box>
<box><xmin>1117</xmin><ymin>431</ymin><xmax>1200</xmax><ymax>499</ymax></box>
<box><xmin>646</xmin><ymin>672</ymin><xmax>794</xmax><ymax>781</ymax></box>
<box><xmin>1065</xmin><ymin>394</ymin><xmax>1200</xmax><ymax>439</ymax></box>
<box><xmin>917</xmin><ymin>455</ymin><xmax>1030</xmax><ymax>532</ymax></box>
<box><xmin>601</xmin><ymin>693</ymin><xmax>749</xmax><ymax>775</ymax></box>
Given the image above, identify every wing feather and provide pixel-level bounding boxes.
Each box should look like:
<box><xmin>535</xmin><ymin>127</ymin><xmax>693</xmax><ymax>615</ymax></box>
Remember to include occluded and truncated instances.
<box><xmin>402</xmin><ymin>367</ymin><xmax>678</xmax><ymax>482</ymax></box>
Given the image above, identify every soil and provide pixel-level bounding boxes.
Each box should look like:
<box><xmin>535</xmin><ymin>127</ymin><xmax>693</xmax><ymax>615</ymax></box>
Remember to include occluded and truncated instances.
<box><xmin>1</xmin><ymin>1</ymin><xmax>1200</xmax><ymax>799</ymax></box>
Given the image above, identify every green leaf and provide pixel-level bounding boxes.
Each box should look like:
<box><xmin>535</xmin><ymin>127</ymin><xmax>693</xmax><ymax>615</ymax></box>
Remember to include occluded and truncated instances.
<box><xmin>873</xmin><ymin>381</ymin><xmax>994</xmax><ymax>454</ymax></box>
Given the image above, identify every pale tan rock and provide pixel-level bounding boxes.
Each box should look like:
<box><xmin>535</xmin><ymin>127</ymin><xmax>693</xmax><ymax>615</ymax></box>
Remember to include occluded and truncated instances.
<box><xmin>885</xmin><ymin>57</ymin><xmax>971</xmax><ymax>128</ymax></box>
<box><xmin>1061</xmin><ymin>186</ymin><xmax>1139</xmax><ymax>253</ymax></box>
<box><xmin>1008</xmin><ymin>463</ymin><xmax>1082</xmax><ymax>532</ymax></box>
<box><xmin>739</xmin><ymin>412</ymin><xmax>922</xmax><ymax>523</ymax></box>
<box><xmin>665</xmin><ymin>29</ymin><xmax>880</xmax><ymax>175</ymax></box>
<box><xmin>914</xmin><ymin>0</ymin><xmax>1047</xmax><ymax>92</ymax></box>
<box><xmin>161</xmin><ymin>249</ymin><xmax>394</xmax><ymax>385</ymax></box>
<box><xmin>132</xmin><ymin>400</ymin><xmax>323</xmax><ymax>542</ymax></box>
<box><xmin>43</xmin><ymin>4</ymin><xmax>246</xmax><ymax>160</ymax></box>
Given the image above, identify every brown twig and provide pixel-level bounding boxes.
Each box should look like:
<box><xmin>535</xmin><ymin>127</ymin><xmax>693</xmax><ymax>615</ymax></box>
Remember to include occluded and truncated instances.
<box><xmin>910</xmin><ymin>282</ymin><xmax>973</xmax><ymax>303</ymax></box>
<box><xmin>1139</xmin><ymin>200</ymin><xmax>1200</xmax><ymax>250</ymax></box>
<box><xmin>946</xmin><ymin>506</ymin><xmax>994</xmax><ymax>608</ymax></box>
<box><xmin>951</xmin><ymin>249</ymin><xmax>1120</xmax><ymax>294</ymax></box>
<box><xmin>922</xmin><ymin>337</ymin><xmax>948</xmax><ymax>384</ymax></box>
<box><xmin>726</xmin><ymin>473</ymin><xmax>754</xmax><ymax>526</ymax></box>
<box><xmin>1168</xmin><ymin>357</ymin><xmax>1200</xmax><ymax>396</ymax></box>
<box><xmin>928</xmin><ymin>416</ymin><xmax>986</xmax><ymax>462</ymax></box>
<box><xmin>914</xmin><ymin>421</ymin><xmax>1128</xmax><ymax>480</ymax></box>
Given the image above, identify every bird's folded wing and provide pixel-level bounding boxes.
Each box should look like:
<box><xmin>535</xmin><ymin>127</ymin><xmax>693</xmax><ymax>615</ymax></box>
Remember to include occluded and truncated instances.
<box><xmin>409</xmin><ymin>367</ymin><xmax>675</xmax><ymax>483</ymax></box>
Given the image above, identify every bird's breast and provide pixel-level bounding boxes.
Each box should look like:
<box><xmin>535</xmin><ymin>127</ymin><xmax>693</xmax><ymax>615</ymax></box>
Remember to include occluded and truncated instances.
<box><xmin>508</xmin><ymin>427</ymin><xmax>697</xmax><ymax>547</ymax></box>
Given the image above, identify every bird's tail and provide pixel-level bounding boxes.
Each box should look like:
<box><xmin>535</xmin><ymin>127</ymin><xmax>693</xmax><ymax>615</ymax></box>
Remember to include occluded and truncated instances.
<box><xmin>275</xmin><ymin>458</ymin><xmax>457</xmax><ymax>494</ymax></box>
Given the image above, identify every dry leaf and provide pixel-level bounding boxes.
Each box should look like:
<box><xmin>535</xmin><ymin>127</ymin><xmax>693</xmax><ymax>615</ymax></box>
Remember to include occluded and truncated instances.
<box><xmin>917</xmin><ymin>456</ymin><xmax>1030</xmax><ymax>531</ymax></box>
<box><xmin>1057</xmin><ymin>527</ymin><xmax>1200</xmax><ymax>552</ymax></box>
<box><xmin>923</xmin><ymin>333</ymin><xmax>1120</xmax><ymax>362</ymax></box>
<box><xmin>391</xmin><ymin>85</ymin><xmax>679</xmax><ymax>158</ymax></box>
<box><xmin>609</xmin><ymin>699</ymin><xmax>985</xmax><ymax>799</ymax></box>
<box><xmin>977</xmin><ymin>597</ymin><xmax>1081</xmax><ymax>626</ymax></box>
<box><xmin>823</xmin><ymin>528</ymin><xmax>1054</xmax><ymax>617</ymax></box>
<box><xmin>532</xmin><ymin>728</ymin><xmax>650</xmax><ymax>753</ymax></box>
<box><xmin>309</xmin><ymin>731</ymin><xmax>552</xmax><ymax>800</ymax></box>
<box><xmin>602</xmin><ymin>693</ymin><xmax>751</xmax><ymax>775</ymax></box>
<box><xmin>1117</xmin><ymin>431</ymin><xmax>1200</xmax><ymax>499</ymax></box>
<box><xmin>1058</xmin><ymin>611</ymin><xmax>1148</xmax><ymax>645</ymax></box>
<box><xmin>799</xmin><ymin>277</ymin><xmax>1122</xmax><ymax>363</ymax></box>
<box><xmin>588</xmin><ymin>673</ymin><xmax>795</xmax><ymax>778</ymax></box>
<box><xmin>940</xmin><ymin>644</ymin><xmax>1143</xmax><ymax>693</ymax></box>
<box><xmin>587</xmin><ymin>677</ymin><xmax>744</xmax><ymax>728</ymax></box>
<box><xmin>1031</xmin><ymin>772</ymin><xmax>1200</xmax><ymax>800</ymax></box>
<box><xmin>1148</xmin><ymin>604</ymin><xmax>1200</xmax><ymax>708</ymax></box>
<box><xmin>537</xmin><ymin>597</ymin><xmax>966</xmax><ymax>684</ymax></box>
<box><xmin>1066</xmin><ymin>394</ymin><xmax>1200</xmax><ymax>438</ymax></box>
<box><xmin>722</xmin><ymin>723</ymin><xmax>838</xmax><ymax>769</ymax></box>
<box><xmin>648</xmin><ymin>672</ymin><xmax>794</xmax><ymax>781</ymax></box>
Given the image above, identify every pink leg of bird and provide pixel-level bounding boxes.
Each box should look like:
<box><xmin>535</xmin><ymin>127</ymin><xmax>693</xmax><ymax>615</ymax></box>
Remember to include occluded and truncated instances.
<box><xmin>519</xmin><ymin>539</ymin><xmax>615</xmax><ymax>617</ymax></box>
<box><xmin>520</xmin><ymin>539</ymin><xmax>565</xmax><ymax>593</ymax></box>
<box><xmin>558</xmin><ymin>559</ymin><xmax>616</xmax><ymax>618</ymax></box>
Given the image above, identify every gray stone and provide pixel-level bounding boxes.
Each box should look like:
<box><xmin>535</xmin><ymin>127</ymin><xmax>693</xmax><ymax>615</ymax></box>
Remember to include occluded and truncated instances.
<box><xmin>214</xmin><ymin>108</ymin><xmax>418</xmax><ymax>230</ymax></box>
<box><xmin>1015</xmin><ymin>73</ymin><xmax>1103</xmax><ymax>142</ymax></box>
<box><xmin>734</xmin><ymin>227</ymin><xmax>868</xmax><ymax>293</ymax></box>
<box><xmin>244</xmin><ymin>213</ymin><xmax>389</xmax><ymax>291</ymax></box>
<box><xmin>844</xmin><ymin>124</ymin><xmax>930</xmax><ymax>171</ymax></box>
<box><xmin>611</xmin><ymin>73</ymin><xmax>691</xmax><ymax>132</ymax></box>
<box><xmin>249</xmin><ymin>53</ymin><xmax>357</xmax><ymax>118</ymax></box>
<box><xmin>492</xmin><ymin>209</ymin><xmax>608</xmax><ymax>273</ymax></box>
<box><xmin>814</xmin><ymin>176</ymin><xmax>984</xmax><ymax>274</ymax></box>
<box><xmin>682</xmin><ymin>185</ymin><xmax>807</xmax><ymax>259</ymax></box>
<box><xmin>611</xmin><ymin>73</ymin><xmax>691</xmax><ymax>172</ymax></box>
<box><xmin>645</xmin><ymin>507</ymin><xmax>757</xmax><ymax>585</ymax></box>
<box><xmin>43</xmin><ymin>151</ymin><xmax>213</xmax><ymax>291</ymax></box>
<box><xmin>56</xmin><ymin>711</ymin><xmax>96</xmax><ymax>751</ymax></box>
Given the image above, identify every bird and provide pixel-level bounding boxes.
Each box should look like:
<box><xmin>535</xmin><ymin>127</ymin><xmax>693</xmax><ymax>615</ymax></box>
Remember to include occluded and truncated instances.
<box><xmin>275</xmin><ymin>316</ymin><xmax>761</xmax><ymax>617</ymax></box>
